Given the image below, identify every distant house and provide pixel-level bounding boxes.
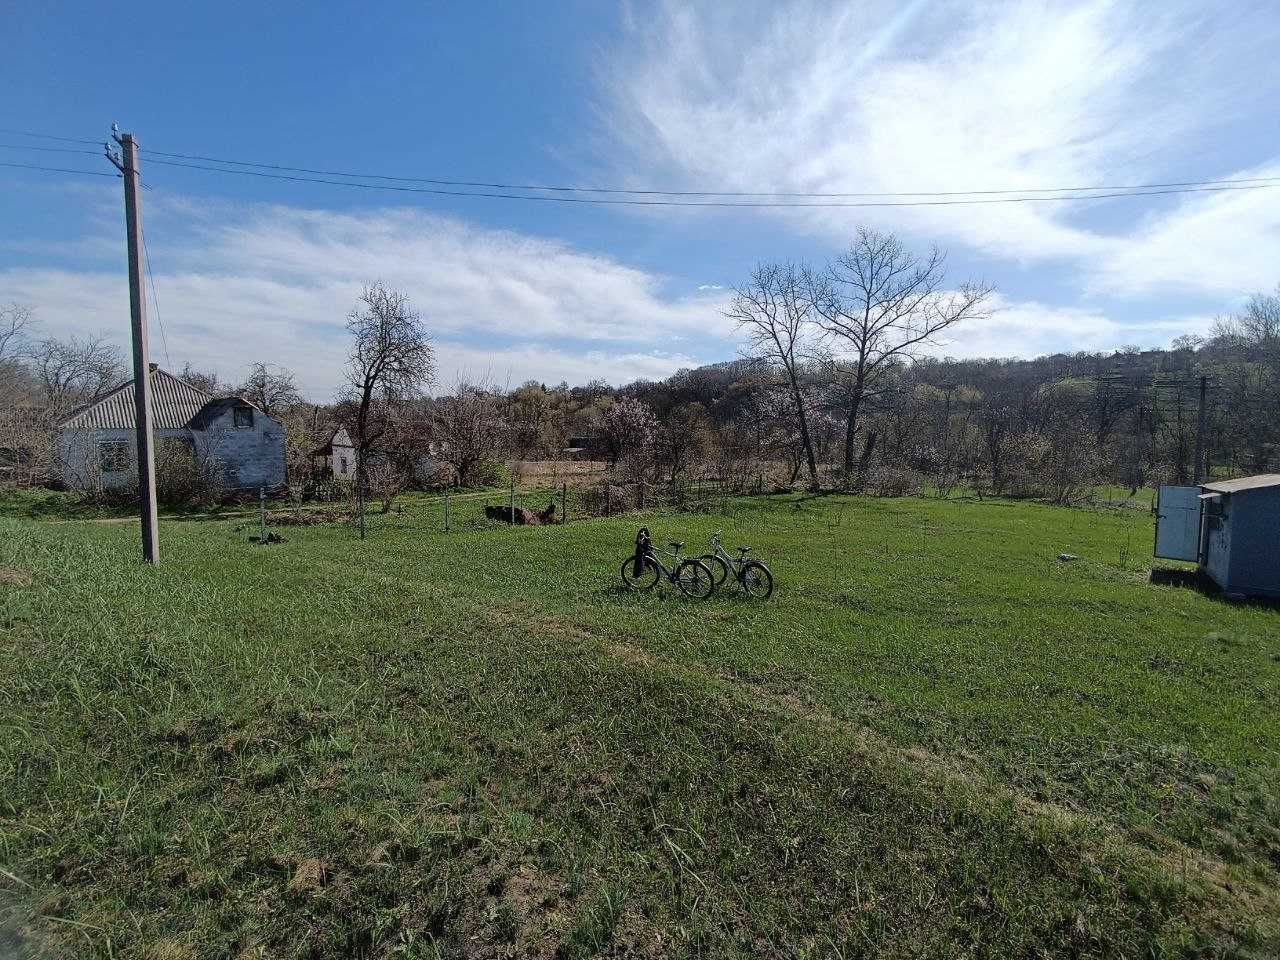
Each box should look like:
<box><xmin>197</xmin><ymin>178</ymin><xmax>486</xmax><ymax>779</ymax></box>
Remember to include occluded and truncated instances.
<box><xmin>309</xmin><ymin>428</ymin><xmax>442</xmax><ymax>485</ymax></box>
<box><xmin>309</xmin><ymin>428</ymin><xmax>357</xmax><ymax>480</ymax></box>
<box><xmin>562</xmin><ymin>434</ymin><xmax>603</xmax><ymax>460</ymax></box>
<box><xmin>57</xmin><ymin>365</ymin><xmax>286</xmax><ymax>492</ymax></box>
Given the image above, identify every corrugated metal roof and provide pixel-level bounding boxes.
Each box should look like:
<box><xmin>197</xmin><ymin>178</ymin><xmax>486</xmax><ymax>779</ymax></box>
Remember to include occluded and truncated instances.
<box><xmin>1201</xmin><ymin>474</ymin><xmax>1280</xmax><ymax>494</ymax></box>
<box><xmin>59</xmin><ymin>368</ymin><xmax>215</xmax><ymax>430</ymax></box>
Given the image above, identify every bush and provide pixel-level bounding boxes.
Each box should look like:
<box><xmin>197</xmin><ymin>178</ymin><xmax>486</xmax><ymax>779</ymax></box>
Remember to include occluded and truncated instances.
<box><xmin>580</xmin><ymin>483</ymin><xmax>633</xmax><ymax>516</ymax></box>
<box><xmin>865</xmin><ymin>463</ymin><xmax>923</xmax><ymax>497</ymax></box>
<box><xmin>466</xmin><ymin>459</ymin><xmax>510</xmax><ymax>489</ymax></box>
<box><xmin>154</xmin><ymin>440</ymin><xmax>216</xmax><ymax>506</ymax></box>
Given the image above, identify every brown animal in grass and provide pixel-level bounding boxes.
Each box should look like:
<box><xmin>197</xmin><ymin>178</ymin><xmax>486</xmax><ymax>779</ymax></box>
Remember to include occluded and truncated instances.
<box><xmin>484</xmin><ymin>502</ymin><xmax>559</xmax><ymax>525</ymax></box>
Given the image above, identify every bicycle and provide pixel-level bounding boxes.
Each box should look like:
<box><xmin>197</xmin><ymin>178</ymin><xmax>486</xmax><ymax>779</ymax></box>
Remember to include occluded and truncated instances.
<box><xmin>620</xmin><ymin>528</ymin><xmax>716</xmax><ymax>599</ymax></box>
<box><xmin>699</xmin><ymin>531</ymin><xmax>774</xmax><ymax>599</ymax></box>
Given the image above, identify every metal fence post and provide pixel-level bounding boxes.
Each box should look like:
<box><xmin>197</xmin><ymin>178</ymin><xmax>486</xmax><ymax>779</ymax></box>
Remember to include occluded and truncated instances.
<box><xmin>443</xmin><ymin>487</ymin><xmax>450</xmax><ymax>532</ymax></box>
<box><xmin>259</xmin><ymin>486</ymin><xmax>267</xmax><ymax>543</ymax></box>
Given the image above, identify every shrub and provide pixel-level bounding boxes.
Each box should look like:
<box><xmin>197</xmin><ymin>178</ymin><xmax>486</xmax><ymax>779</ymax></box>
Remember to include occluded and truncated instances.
<box><xmin>866</xmin><ymin>463</ymin><xmax>923</xmax><ymax>497</ymax></box>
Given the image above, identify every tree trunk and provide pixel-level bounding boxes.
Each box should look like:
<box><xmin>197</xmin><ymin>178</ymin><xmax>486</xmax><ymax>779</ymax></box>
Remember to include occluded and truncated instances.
<box><xmin>855</xmin><ymin>430</ymin><xmax>877</xmax><ymax>491</ymax></box>
<box><xmin>842</xmin><ymin>389</ymin><xmax>864</xmax><ymax>480</ymax></box>
<box><xmin>791</xmin><ymin>380</ymin><xmax>819</xmax><ymax>490</ymax></box>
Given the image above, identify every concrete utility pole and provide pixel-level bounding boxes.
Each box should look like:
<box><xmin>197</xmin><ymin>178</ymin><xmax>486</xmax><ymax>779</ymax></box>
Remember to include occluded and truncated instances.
<box><xmin>1192</xmin><ymin>375</ymin><xmax>1208</xmax><ymax>485</ymax></box>
<box><xmin>107</xmin><ymin>126</ymin><xmax>159</xmax><ymax>564</ymax></box>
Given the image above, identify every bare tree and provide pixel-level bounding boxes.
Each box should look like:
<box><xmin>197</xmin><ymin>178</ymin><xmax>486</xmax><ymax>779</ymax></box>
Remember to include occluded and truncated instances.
<box><xmin>25</xmin><ymin>334</ymin><xmax>125</xmax><ymax>410</ymax></box>
<box><xmin>726</xmin><ymin>262</ymin><xmax>821</xmax><ymax>490</ymax></box>
<box><xmin>432</xmin><ymin>383</ymin><xmax>509</xmax><ymax>487</ymax></box>
<box><xmin>0</xmin><ymin>306</ymin><xmax>38</xmax><ymax>415</ymax></box>
<box><xmin>239</xmin><ymin>362</ymin><xmax>302</xmax><ymax>417</ymax></box>
<box><xmin>344</xmin><ymin>283</ymin><xmax>435</xmax><ymax>536</ymax></box>
<box><xmin>179</xmin><ymin>362</ymin><xmax>223</xmax><ymax>395</ymax></box>
<box><xmin>810</xmin><ymin>228</ymin><xmax>993</xmax><ymax>478</ymax></box>
<box><xmin>0</xmin><ymin>303</ymin><xmax>33</xmax><ymax>361</ymax></box>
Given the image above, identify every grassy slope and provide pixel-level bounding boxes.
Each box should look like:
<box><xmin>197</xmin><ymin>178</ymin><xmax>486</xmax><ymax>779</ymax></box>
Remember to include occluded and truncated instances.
<box><xmin>1</xmin><ymin>493</ymin><xmax>1277</xmax><ymax>958</ymax></box>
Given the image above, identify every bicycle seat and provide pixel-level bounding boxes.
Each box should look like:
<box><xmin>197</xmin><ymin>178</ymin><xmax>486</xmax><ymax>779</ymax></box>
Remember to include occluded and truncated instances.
<box><xmin>736</xmin><ymin>546</ymin><xmax>752</xmax><ymax>553</ymax></box>
<box><xmin>668</xmin><ymin>541</ymin><xmax>684</xmax><ymax>551</ymax></box>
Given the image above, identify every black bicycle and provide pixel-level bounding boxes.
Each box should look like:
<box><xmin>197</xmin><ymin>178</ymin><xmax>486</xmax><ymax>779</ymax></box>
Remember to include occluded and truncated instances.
<box><xmin>620</xmin><ymin>528</ymin><xmax>716</xmax><ymax>599</ymax></box>
<box><xmin>699</xmin><ymin>531</ymin><xmax>774</xmax><ymax>599</ymax></box>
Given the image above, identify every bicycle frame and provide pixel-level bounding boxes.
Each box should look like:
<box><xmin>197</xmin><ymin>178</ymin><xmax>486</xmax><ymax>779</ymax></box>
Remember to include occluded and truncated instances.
<box><xmin>709</xmin><ymin>534</ymin><xmax>749</xmax><ymax>580</ymax></box>
<box><xmin>645</xmin><ymin>544</ymin><xmax>683</xmax><ymax>583</ymax></box>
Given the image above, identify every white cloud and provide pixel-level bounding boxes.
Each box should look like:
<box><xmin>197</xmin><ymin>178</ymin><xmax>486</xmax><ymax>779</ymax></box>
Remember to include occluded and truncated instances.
<box><xmin>1086</xmin><ymin>164</ymin><xmax>1280</xmax><ymax>297</ymax></box>
<box><xmin>926</xmin><ymin>294</ymin><xmax>1207</xmax><ymax>359</ymax></box>
<box><xmin>601</xmin><ymin>0</ymin><xmax>1280</xmax><ymax>294</ymax></box>
<box><xmin>1</xmin><ymin>201</ymin><xmax>735</xmax><ymax>399</ymax></box>
<box><xmin>435</xmin><ymin>342</ymin><xmax>700</xmax><ymax>388</ymax></box>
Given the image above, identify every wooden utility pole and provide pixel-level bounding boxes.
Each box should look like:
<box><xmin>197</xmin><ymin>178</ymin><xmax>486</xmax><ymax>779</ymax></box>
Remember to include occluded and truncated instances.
<box><xmin>1192</xmin><ymin>375</ymin><xmax>1208</xmax><ymax>484</ymax></box>
<box><xmin>107</xmin><ymin>127</ymin><xmax>159</xmax><ymax>564</ymax></box>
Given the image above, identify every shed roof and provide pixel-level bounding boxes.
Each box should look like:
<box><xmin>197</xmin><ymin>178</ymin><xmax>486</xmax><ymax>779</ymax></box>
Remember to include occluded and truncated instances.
<box><xmin>1201</xmin><ymin>474</ymin><xmax>1280</xmax><ymax>494</ymax></box>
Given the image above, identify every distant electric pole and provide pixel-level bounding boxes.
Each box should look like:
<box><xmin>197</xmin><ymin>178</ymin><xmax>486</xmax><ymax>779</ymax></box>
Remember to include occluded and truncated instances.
<box><xmin>1192</xmin><ymin>374</ymin><xmax>1208</xmax><ymax>485</ymax></box>
<box><xmin>106</xmin><ymin>126</ymin><xmax>160</xmax><ymax>564</ymax></box>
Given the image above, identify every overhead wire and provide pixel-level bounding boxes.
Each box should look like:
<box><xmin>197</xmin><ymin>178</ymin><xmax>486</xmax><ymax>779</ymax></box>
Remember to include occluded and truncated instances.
<box><xmin>140</xmin><ymin>225</ymin><xmax>173</xmax><ymax>370</ymax></box>
<box><xmin>0</xmin><ymin>142</ymin><xmax>104</xmax><ymax>157</ymax></box>
<box><xmin>137</xmin><ymin>145</ymin><xmax>1280</xmax><ymax>198</ymax></box>
<box><xmin>0</xmin><ymin>160</ymin><xmax>118</xmax><ymax>178</ymax></box>
<box><xmin>2</xmin><ymin>128</ymin><xmax>1277</xmax><ymax>206</ymax></box>
<box><xmin>0</xmin><ymin>128</ymin><xmax>103</xmax><ymax>145</ymax></box>
<box><xmin>136</xmin><ymin>156</ymin><xmax>1280</xmax><ymax>207</ymax></box>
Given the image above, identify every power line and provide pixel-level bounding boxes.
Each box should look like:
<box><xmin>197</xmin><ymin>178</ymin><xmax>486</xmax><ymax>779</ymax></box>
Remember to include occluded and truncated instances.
<box><xmin>139</xmin><ymin>146</ymin><xmax>1280</xmax><ymax>198</ymax></box>
<box><xmin>4</xmin><ymin>127</ymin><xmax>1278</xmax><ymax>205</ymax></box>
<box><xmin>0</xmin><ymin>128</ymin><xmax>102</xmax><ymax>145</ymax></box>
<box><xmin>139</xmin><ymin>156</ymin><xmax>1280</xmax><ymax>207</ymax></box>
<box><xmin>140</xmin><ymin>226</ymin><xmax>173</xmax><ymax>371</ymax></box>
<box><xmin>0</xmin><ymin>142</ymin><xmax>104</xmax><ymax>157</ymax></box>
<box><xmin>0</xmin><ymin>160</ymin><xmax>118</xmax><ymax>178</ymax></box>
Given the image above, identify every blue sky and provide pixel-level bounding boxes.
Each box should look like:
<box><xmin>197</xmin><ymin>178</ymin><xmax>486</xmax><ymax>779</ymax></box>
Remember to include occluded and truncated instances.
<box><xmin>3</xmin><ymin>0</ymin><xmax>1280</xmax><ymax>399</ymax></box>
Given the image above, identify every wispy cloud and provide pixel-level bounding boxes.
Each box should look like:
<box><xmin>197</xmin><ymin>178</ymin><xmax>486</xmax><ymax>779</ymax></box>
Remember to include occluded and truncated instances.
<box><xmin>928</xmin><ymin>294</ymin><xmax>1208</xmax><ymax>360</ymax></box>
<box><xmin>601</xmin><ymin>0</ymin><xmax>1280</xmax><ymax>295</ymax></box>
<box><xmin>2</xmin><ymin>200</ymin><xmax>734</xmax><ymax>398</ymax></box>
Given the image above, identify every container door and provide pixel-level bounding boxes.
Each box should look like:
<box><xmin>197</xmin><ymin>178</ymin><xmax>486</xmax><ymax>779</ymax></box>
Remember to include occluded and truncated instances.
<box><xmin>1154</xmin><ymin>485</ymin><xmax>1202</xmax><ymax>561</ymax></box>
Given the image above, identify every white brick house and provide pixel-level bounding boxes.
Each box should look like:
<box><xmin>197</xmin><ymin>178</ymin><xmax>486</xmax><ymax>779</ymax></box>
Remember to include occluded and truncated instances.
<box><xmin>57</xmin><ymin>365</ymin><xmax>286</xmax><ymax>492</ymax></box>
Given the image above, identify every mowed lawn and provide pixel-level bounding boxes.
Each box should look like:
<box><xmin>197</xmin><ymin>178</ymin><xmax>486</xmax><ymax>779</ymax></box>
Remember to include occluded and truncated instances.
<box><xmin>1</xmin><ymin>493</ymin><xmax>1278</xmax><ymax>958</ymax></box>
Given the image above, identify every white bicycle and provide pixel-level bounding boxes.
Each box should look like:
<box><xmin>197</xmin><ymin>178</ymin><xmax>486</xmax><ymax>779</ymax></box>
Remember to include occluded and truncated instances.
<box><xmin>699</xmin><ymin>532</ymin><xmax>774</xmax><ymax>599</ymax></box>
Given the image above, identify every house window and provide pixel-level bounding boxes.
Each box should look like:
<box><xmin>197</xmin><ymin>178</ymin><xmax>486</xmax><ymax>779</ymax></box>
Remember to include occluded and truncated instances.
<box><xmin>233</xmin><ymin>407</ymin><xmax>254</xmax><ymax>429</ymax></box>
<box><xmin>338</xmin><ymin>456</ymin><xmax>349</xmax><ymax>475</ymax></box>
<box><xmin>98</xmin><ymin>439</ymin><xmax>131</xmax><ymax>473</ymax></box>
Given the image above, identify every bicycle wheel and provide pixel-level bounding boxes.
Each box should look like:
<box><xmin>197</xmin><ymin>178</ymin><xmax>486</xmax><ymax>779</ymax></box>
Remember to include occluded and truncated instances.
<box><xmin>675</xmin><ymin>559</ymin><xmax>715</xmax><ymax>599</ymax></box>
<box><xmin>620</xmin><ymin>555</ymin><xmax>660</xmax><ymax>591</ymax></box>
<box><xmin>740</xmin><ymin>560</ymin><xmax>774</xmax><ymax>599</ymax></box>
<box><xmin>699</xmin><ymin>554</ymin><xmax>730</xmax><ymax>587</ymax></box>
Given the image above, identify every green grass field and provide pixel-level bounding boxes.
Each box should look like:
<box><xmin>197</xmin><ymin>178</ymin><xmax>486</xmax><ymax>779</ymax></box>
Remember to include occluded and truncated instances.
<box><xmin>1</xmin><ymin>492</ymin><xmax>1278</xmax><ymax>958</ymax></box>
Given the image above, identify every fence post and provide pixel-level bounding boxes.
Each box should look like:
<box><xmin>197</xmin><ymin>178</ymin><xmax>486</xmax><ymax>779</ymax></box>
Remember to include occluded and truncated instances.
<box><xmin>443</xmin><ymin>487</ymin><xmax>450</xmax><ymax>532</ymax></box>
<box><xmin>605</xmin><ymin>484</ymin><xmax>611</xmax><ymax>517</ymax></box>
<box><xmin>509</xmin><ymin>475</ymin><xmax>515</xmax><ymax>523</ymax></box>
<box><xmin>258</xmin><ymin>486</ymin><xmax>267</xmax><ymax>543</ymax></box>
<box><xmin>561</xmin><ymin>482</ymin><xmax>567</xmax><ymax>524</ymax></box>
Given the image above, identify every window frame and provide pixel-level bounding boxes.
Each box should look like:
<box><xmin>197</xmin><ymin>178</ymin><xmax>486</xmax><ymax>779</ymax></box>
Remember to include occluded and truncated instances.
<box><xmin>98</xmin><ymin>439</ymin><xmax>132</xmax><ymax>474</ymax></box>
<box><xmin>233</xmin><ymin>406</ymin><xmax>254</xmax><ymax>430</ymax></box>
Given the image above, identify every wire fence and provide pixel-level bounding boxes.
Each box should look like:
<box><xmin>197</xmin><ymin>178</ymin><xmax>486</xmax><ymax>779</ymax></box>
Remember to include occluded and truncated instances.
<box><xmin>262</xmin><ymin>459</ymin><xmax>1151</xmax><ymax>536</ymax></box>
<box><xmin>264</xmin><ymin>464</ymin><xmax>773</xmax><ymax>533</ymax></box>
